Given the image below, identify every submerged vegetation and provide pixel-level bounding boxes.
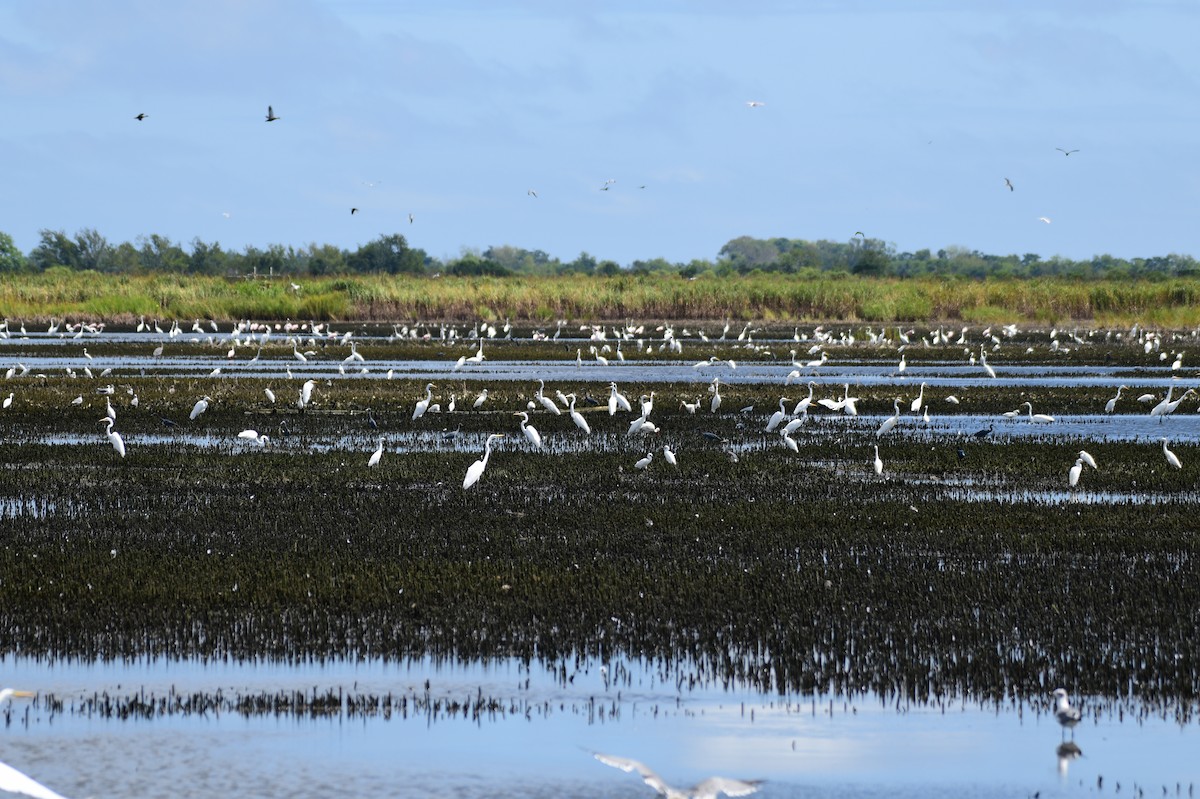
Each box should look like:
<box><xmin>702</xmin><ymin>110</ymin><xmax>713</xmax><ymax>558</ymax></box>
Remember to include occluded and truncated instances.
<box><xmin>1</xmin><ymin>324</ymin><xmax>1198</xmax><ymax>715</ymax></box>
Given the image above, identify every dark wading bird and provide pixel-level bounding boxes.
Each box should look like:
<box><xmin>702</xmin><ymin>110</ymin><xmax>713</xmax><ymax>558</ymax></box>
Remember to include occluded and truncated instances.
<box><xmin>265</xmin><ymin>105</ymin><xmax>279</xmax><ymax>122</ymax></box>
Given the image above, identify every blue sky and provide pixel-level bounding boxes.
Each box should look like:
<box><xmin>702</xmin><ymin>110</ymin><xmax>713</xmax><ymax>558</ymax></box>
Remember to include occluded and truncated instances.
<box><xmin>1</xmin><ymin>1</ymin><xmax>1197</xmax><ymax>266</ymax></box>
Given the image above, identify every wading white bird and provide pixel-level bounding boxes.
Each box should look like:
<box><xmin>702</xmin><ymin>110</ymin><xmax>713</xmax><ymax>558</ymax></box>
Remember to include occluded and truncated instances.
<box><xmin>567</xmin><ymin>394</ymin><xmax>591</xmax><ymax>434</ymax></box>
<box><xmin>2</xmin><ymin>393</ymin><xmax>12</xmax><ymax>409</ymax></box>
<box><xmin>101</xmin><ymin>418</ymin><xmax>125</xmax><ymax>458</ymax></box>
<box><xmin>1077</xmin><ymin>450</ymin><xmax>1097</xmax><ymax>470</ymax></box>
<box><xmin>873</xmin><ymin>445</ymin><xmax>884</xmax><ymax>475</ymax></box>
<box><xmin>909</xmin><ymin>382</ymin><xmax>927</xmax><ymax>414</ymax></box>
<box><xmin>634</xmin><ymin>452</ymin><xmax>653</xmax><ymax>470</ymax></box>
<box><xmin>413</xmin><ymin>383</ymin><xmax>436</xmax><ymax>420</ymax></box>
<box><xmin>1052</xmin><ymin>688</ymin><xmax>1082</xmax><ymax>740</ymax></box>
<box><xmin>463</xmin><ymin>434</ymin><xmax>504</xmax><ymax>489</ymax></box>
<box><xmin>264</xmin><ymin>388</ymin><xmax>276</xmax><ymax>404</ymax></box>
<box><xmin>536</xmin><ymin>380</ymin><xmax>561</xmax><ymax>415</ymax></box>
<box><xmin>592</xmin><ymin>752</ymin><xmax>763</xmax><ymax>799</ymax></box>
<box><xmin>793</xmin><ymin>382</ymin><xmax>816</xmax><ymax>416</ymax></box>
<box><xmin>764</xmin><ymin>398</ymin><xmax>789</xmax><ymax>433</ymax></box>
<box><xmin>1104</xmin><ymin>385</ymin><xmax>1127</xmax><ymax>414</ymax></box>
<box><xmin>299</xmin><ymin>380</ymin><xmax>315</xmax><ymax>408</ymax></box>
<box><xmin>189</xmin><ymin>396</ymin><xmax>211</xmax><ymax>421</ymax></box>
<box><xmin>1161</xmin><ymin>437</ymin><xmax>1182</xmax><ymax>469</ymax></box>
<box><xmin>237</xmin><ymin>430</ymin><xmax>269</xmax><ymax>447</ymax></box>
<box><xmin>709</xmin><ymin>378</ymin><xmax>722</xmax><ymax>414</ymax></box>
<box><xmin>1022</xmin><ymin>402</ymin><xmax>1055</xmax><ymax>423</ymax></box>
<box><xmin>1150</xmin><ymin>386</ymin><xmax>1195</xmax><ymax>421</ymax></box>
<box><xmin>1068</xmin><ymin>458</ymin><xmax>1083</xmax><ymax>488</ymax></box>
<box><xmin>663</xmin><ymin>445</ymin><xmax>677</xmax><ymax>466</ymax></box>
<box><xmin>877</xmin><ymin>398</ymin><xmax>901</xmax><ymax>437</ymax></box>
<box><xmin>368</xmin><ymin>437</ymin><xmax>384</xmax><ymax>468</ymax></box>
<box><xmin>514</xmin><ymin>412</ymin><xmax>542</xmax><ymax>449</ymax></box>
<box><xmin>0</xmin><ymin>755</ymin><xmax>72</xmax><ymax>799</ymax></box>
<box><xmin>473</xmin><ymin>388</ymin><xmax>489</xmax><ymax>410</ymax></box>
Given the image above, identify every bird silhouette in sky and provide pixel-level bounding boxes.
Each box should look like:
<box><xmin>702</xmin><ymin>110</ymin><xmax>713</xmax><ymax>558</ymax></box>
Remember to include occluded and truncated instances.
<box><xmin>135</xmin><ymin>113</ymin><xmax>147</xmax><ymax>121</ymax></box>
<box><xmin>351</xmin><ymin>208</ymin><xmax>359</xmax><ymax>215</ymax></box>
<box><xmin>1056</xmin><ymin>147</ymin><xmax>1080</xmax><ymax>156</ymax></box>
<box><xmin>1004</xmin><ymin>177</ymin><xmax>1014</xmax><ymax>191</ymax></box>
<box><xmin>266</xmin><ymin>105</ymin><xmax>279</xmax><ymax>122</ymax></box>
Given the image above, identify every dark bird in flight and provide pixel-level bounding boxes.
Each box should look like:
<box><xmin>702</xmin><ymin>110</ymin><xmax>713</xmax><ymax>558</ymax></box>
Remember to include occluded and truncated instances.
<box><xmin>1004</xmin><ymin>177</ymin><xmax>1014</xmax><ymax>191</ymax></box>
<box><xmin>528</xmin><ymin>189</ymin><xmax>538</xmax><ymax>198</ymax></box>
<box><xmin>1056</xmin><ymin>148</ymin><xmax>1080</xmax><ymax>156</ymax></box>
<box><xmin>350</xmin><ymin>208</ymin><xmax>359</xmax><ymax>215</ymax></box>
<box><xmin>854</xmin><ymin>231</ymin><xmax>865</xmax><ymax>238</ymax></box>
<box><xmin>408</xmin><ymin>213</ymin><xmax>414</xmax><ymax>224</ymax></box>
<box><xmin>265</xmin><ymin>105</ymin><xmax>280</xmax><ymax>122</ymax></box>
<box><xmin>134</xmin><ymin>113</ymin><xmax>148</xmax><ymax>121</ymax></box>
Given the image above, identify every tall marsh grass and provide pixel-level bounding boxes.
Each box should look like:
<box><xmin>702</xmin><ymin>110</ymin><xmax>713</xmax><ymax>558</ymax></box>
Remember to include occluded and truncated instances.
<box><xmin>3</xmin><ymin>271</ymin><xmax>1200</xmax><ymax>325</ymax></box>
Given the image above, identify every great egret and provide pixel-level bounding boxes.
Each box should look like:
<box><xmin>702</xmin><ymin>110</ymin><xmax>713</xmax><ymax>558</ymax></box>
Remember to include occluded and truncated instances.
<box><xmin>299</xmin><ymin>380</ymin><xmax>315</xmax><ymax>408</ymax></box>
<box><xmin>536</xmin><ymin>380</ymin><xmax>562</xmax><ymax>415</ymax></box>
<box><xmin>463</xmin><ymin>434</ymin><xmax>504</xmax><ymax>489</ymax></box>
<box><xmin>264</xmin><ymin>388</ymin><xmax>276</xmax><ymax>404</ymax></box>
<box><xmin>0</xmin><ymin>756</ymin><xmax>71</xmax><ymax>799</ymax></box>
<box><xmin>609</xmin><ymin>383</ymin><xmax>633</xmax><ymax>414</ymax></box>
<box><xmin>634</xmin><ymin>452</ymin><xmax>653</xmax><ymax>470</ymax></box>
<box><xmin>566</xmin><ymin>394</ymin><xmax>591</xmax><ymax>434</ymax></box>
<box><xmin>663</xmin><ymin>445</ymin><xmax>678</xmax><ymax>466</ymax></box>
<box><xmin>413</xmin><ymin>383</ymin><xmax>436</xmax><ymax>420</ymax></box>
<box><xmin>764</xmin><ymin>398</ymin><xmax>790</xmax><ymax>433</ymax></box>
<box><xmin>640</xmin><ymin>392</ymin><xmax>655</xmax><ymax>417</ymax></box>
<box><xmin>1078</xmin><ymin>450</ymin><xmax>1097</xmax><ymax>469</ymax></box>
<box><xmin>792</xmin><ymin>382</ymin><xmax>815</xmax><ymax>415</ymax></box>
<box><xmin>1104</xmin><ymin>385</ymin><xmax>1127</xmax><ymax>414</ymax></box>
<box><xmin>1053</xmin><ymin>688</ymin><xmax>1082</xmax><ymax>740</ymax></box>
<box><xmin>472</xmin><ymin>389</ymin><xmax>489</xmax><ymax>410</ymax></box>
<box><xmin>627</xmin><ymin>412</ymin><xmax>650</xmax><ymax>436</ymax></box>
<box><xmin>100</xmin><ymin>418</ymin><xmax>125</xmax><ymax>458</ymax></box>
<box><xmin>1022</xmin><ymin>402</ymin><xmax>1055</xmax><ymax>423</ymax></box>
<box><xmin>2</xmin><ymin>393</ymin><xmax>12</xmax><ymax>409</ymax></box>
<box><xmin>909</xmin><ymin>382</ymin><xmax>927</xmax><ymax>414</ymax></box>
<box><xmin>1068</xmin><ymin>458</ymin><xmax>1083</xmax><ymax>488</ymax></box>
<box><xmin>189</xmin><ymin>396</ymin><xmax>210</xmax><ymax>421</ymax></box>
<box><xmin>710</xmin><ymin>378</ymin><xmax>722</xmax><ymax>413</ymax></box>
<box><xmin>237</xmin><ymin>430</ymin><xmax>269</xmax><ymax>447</ymax></box>
<box><xmin>1150</xmin><ymin>386</ymin><xmax>1195</xmax><ymax>421</ymax></box>
<box><xmin>368</xmin><ymin>438</ymin><xmax>384</xmax><ymax>468</ymax></box>
<box><xmin>877</xmin><ymin>398</ymin><xmax>901</xmax><ymax>437</ymax></box>
<box><xmin>873</xmin><ymin>445</ymin><xmax>883</xmax><ymax>475</ymax></box>
<box><xmin>679</xmin><ymin>398</ymin><xmax>700</xmax><ymax>415</ymax></box>
<box><xmin>514</xmin><ymin>412</ymin><xmax>542</xmax><ymax>449</ymax></box>
<box><xmin>781</xmin><ymin>432</ymin><xmax>798</xmax><ymax>453</ymax></box>
<box><xmin>592</xmin><ymin>752</ymin><xmax>763</xmax><ymax>799</ymax></box>
<box><xmin>1161</xmin><ymin>438</ymin><xmax>1182</xmax><ymax>469</ymax></box>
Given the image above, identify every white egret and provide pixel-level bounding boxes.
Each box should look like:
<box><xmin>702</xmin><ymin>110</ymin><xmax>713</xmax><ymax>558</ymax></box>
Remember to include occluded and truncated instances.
<box><xmin>1136</xmin><ymin>393</ymin><xmax>1157</xmax><ymax>404</ymax></box>
<box><xmin>566</xmin><ymin>394</ymin><xmax>591</xmax><ymax>434</ymax></box>
<box><xmin>100</xmin><ymin>418</ymin><xmax>125</xmax><ymax>458</ymax></box>
<box><xmin>412</xmin><ymin>383</ymin><xmax>436</xmax><ymax>420</ymax></box>
<box><xmin>627</xmin><ymin>412</ymin><xmax>650</xmax><ymax>436</ymax></box>
<box><xmin>897</xmin><ymin>353</ymin><xmax>906</xmax><ymax>374</ymax></box>
<box><xmin>368</xmin><ymin>438</ymin><xmax>384</xmax><ymax>468</ymax></box>
<box><xmin>104</xmin><ymin>398</ymin><xmax>116</xmax><ymax>422</ymax></box>
<box><xmin>514</xmin><ymin>411</ymin><xmax>542</xmax><ymax>449</ymax></box>
<box><xmin>710</xmin><ymin>378</ymin><xmax>722</xmax><ymax>413</ymax></box>
<box><xmin>299</xmin><ymin>380</ymin><xmax>316</xmax><ymax>408</ymax></box>
<box><xmin>1052</xmin><ymin>688</ymin><xmax>1082</xmax><ymax>740</ymax></box>
<box><xmin>0</xmin><ymin>755</ymin><xmax>71</xmax><ymax>799</ymax></box>
<box><xmin>1022</xmin><ymin>402</ymin><xmax>1055</xmax><ymax>423</ymax></box>
<box><xmin>463</xmin><ymin>433</ymin><xmax>504</xmax><ymax>489</ymax></box>
<box><xmin>877</xmin><ymin>398</ymin><xmax>901</xmax><ymax>437</ymax></box>
<box><xmin>189</xmin><ymin>396</ymin><xmax>211</xmax><ymax>421</ymax></box>
<box><xmin>909</xmin><ymin>382</ymin><xmax>927</xmax><ymax>414</ymax></box>
<box><xmin>448</xmin><ymin>394</ymin><xmax>457</xmax><ymax>413</ymax></box>
<box><xmin>640</xmin><ymin>392</ymin><xmax>655</xmax><ymax>417</ymax></box>
<box><xmin>536</xmin><ymin>380</ymin><xmax>562</xmax><ymax>415</ymax></box>
<box><xmin>764</xmin><ymin>398</ymin><xmax>790</xmax><ymax>433</ymax></box>
<box><xmin>792</xmin><ymin>382</ymin><xmax>816</xmax><ymax>416</ymax></box>
<box><xmin>592</xmin><ymin>752</ymin><xmax>763</xmax><ymax>799</ymax></box>
<box><xmin>1150</xmin><ymin>386</ymin><xmax>1195</xmax><ymax>421</ymax></box>
<box><xmin>1104</xmin><ymin>386</ymin><xmax>1127</xmax><ymax>414</ymax></box>
<box><xmin>663</xmin><ymin>445</ymin><xmax>678</xmax><ymax>466</ymax></box>
<box><xmin>781</xmin><ymin>432</ymin><xmax>799</xmax><ymax>453</ymax></box>
<box><xmin>1068</xmin><ymin>458</ymin><xmax>1083</xmax><ymax>488</ymax></box>
<box><xmin>634</xmin><ymin>452</ymin><xmax>653</xmax><ymax>470</ymax></box>
<box><xmin>1161</xmin><ymin>437</ymin><xmax>1182</xmax><ymax>469</ymax></box>
<box><xmin>2</xmin><ymin>393</ymin><xmax>12</xmax><ymax>409</ymax></box>
<box><xmin>264</xmin><ymin>388</ymin><xmax>276</xmax><ymax>404</ymax></box>
<box><xmin>472</xmin><ymin>388</ymin><xmax>489</xmax><ymax>410</ymax></box>
<box><xmin>1078</xmin><ymin>450</ymin><xmax>1097</xmax><ymax>470</ymax></box>
<box><xmin>873</xmin><ymin>445</ymin><xmax>883</xmax><ymax>475</ymax></box>
<box><xmin>945</xmin><ymin>395</ymin><xmax>960</xmax><ymax>405</ymax></box>
<box><xmin>237</xmin><ymin>430</ymin><xmax>269</xmax><ymax>447</ymax></box>
<box><xmin>610</xmin><ymin>383</ymin><xmax>633</xmax><ymax>414</ymax></box>
<box><xmin>679</xmin><ymin>398</ymin><xmax>700</xmax><ymax>415</ymax></box>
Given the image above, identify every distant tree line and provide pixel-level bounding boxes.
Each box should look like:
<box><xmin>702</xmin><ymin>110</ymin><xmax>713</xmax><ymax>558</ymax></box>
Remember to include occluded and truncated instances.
<box><xmin>1</xmin><ymin>228</ymin><xmax>1197</xmax><ymax>281</ymax></box>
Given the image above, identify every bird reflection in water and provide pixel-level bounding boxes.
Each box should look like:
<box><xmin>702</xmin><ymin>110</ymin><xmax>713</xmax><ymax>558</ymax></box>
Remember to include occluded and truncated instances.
<box><xmin>1056</xmin><ymin>741</ymin><xmax>1083</xmax><ymax>778</ymax></box>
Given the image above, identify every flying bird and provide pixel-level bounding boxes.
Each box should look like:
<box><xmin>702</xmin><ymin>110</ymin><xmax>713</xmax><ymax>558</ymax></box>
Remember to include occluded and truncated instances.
<box><xmin>1039</xmin><ymin>217</ymin><xmax>1052</xmax><ymax>224</ymax></box>
<box><xmin>527</xmin><ymin>189</ymin><xmax>538</xmax><ymax>198</ymax></box>
<box><xmin>592</xmin><ymin>752</ymin><xmax>763</xmax><ymax>799</ymax></box>
<box><xmin>1004</xmin><ymin>178</ymin><xmax>1014</xmax><ymax>192</ymax></box>
<box><xmin>350</xmin><ymin>208</ymin><xmax>359</xmax><ymax>215</ymax></box>
<box><xmin>1056</xmin><ymin>148</ymin><xmax>1080</xmax><ymax>156</ymax></box>
<box><xmin>745</xmin><ymin>100</ymin><xmax>765</xmax><ymax>108</ymax></box>
<box><xmin>134</xmin><ymin>113</ymin><xmax>147</xmax><ymax>121</ymax></box>
<box><xmin>265</xmin><ymin>105</ymin><xmax>279</xmax><ymax>122</ymax></box>
<box><xmin>408</xmin><ymin>213</ymin><xmax>414</xmax><ymax>224</ymax></box>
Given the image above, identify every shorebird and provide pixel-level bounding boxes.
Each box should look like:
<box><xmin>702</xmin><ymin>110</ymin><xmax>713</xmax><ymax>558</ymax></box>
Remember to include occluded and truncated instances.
<box><xmin>592</xmin><ymin>752</ymin><xmax>763</xmax><ymax>799</ymax></box>
<box><xmin>1053</xmin><ymin>688</ymin><xmax>1082</xmax><ymax>739</ymax></box>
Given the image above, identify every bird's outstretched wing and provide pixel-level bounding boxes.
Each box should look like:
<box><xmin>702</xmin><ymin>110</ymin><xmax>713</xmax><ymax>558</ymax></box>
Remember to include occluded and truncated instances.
<box><xmin>0</xmin><ymin>760</ymin><xmax>72</xmax><ymax>799</ymax></box>
<box><xmin>691</xmin><ymin>776</ymin><xmax>764</xmax><ymax>798</ymax></box>
<box><xmin>592</xmin><ymin>753</ymin><xmax>670</xmax><ymax>795</ymax></box>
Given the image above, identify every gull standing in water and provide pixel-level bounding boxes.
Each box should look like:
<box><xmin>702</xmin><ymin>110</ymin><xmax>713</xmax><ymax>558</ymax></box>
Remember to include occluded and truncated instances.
<box><xmin>592</xmin><ymin>752</ymin><xmax>763</xmax><ymax>798</ymax></box>
<box><xmin>1052</xmin><ymin>688</ymin><xmax>1082</xmax><ymax>740</ymax></box>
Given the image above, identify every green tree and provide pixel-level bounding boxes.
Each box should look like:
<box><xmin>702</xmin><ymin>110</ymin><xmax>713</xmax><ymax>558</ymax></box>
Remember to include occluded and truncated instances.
<box><xmin>347</xmin><ymin>234</ymin><xmax>426</xmax><ymax>274</ymax></box>
<box><xmin>30</xmin><ymin>229</ymin><xmax>81</xmax><ymax>270</ymax></box>
<box><xmin>0</xmin><ymin>232</ymin><xmax>25</xmax><ymax>272</ymax></box>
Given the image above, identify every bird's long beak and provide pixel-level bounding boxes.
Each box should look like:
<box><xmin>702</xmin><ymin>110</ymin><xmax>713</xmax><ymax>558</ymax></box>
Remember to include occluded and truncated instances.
<box><xmin>9</xmin><ymin>690</ymin><xmax>34</xmax><ymax>698</ymax></box>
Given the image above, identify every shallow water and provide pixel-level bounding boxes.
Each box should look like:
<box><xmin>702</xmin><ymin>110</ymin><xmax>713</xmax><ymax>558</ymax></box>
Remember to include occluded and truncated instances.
<box><xmin>1</xmin><ymin>656</ymin><xmax>1197</xmax><ymax>799</ymax></box>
